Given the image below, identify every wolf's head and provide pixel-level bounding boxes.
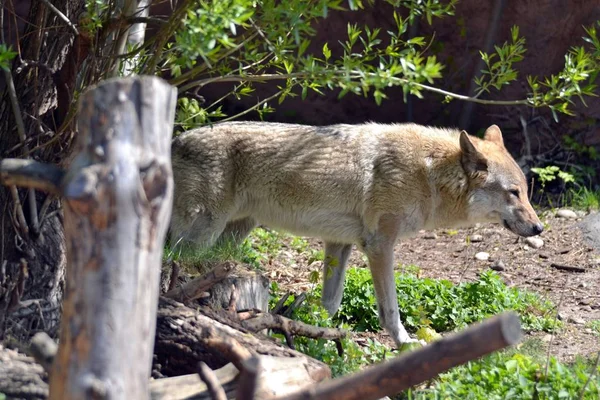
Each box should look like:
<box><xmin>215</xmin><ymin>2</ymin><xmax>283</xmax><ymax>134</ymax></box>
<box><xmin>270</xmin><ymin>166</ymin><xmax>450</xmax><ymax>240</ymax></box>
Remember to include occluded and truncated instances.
<box><xmin>460</xmin><ymin>125</ymin><xmax>543</xmax><ymax>237</ymax></box>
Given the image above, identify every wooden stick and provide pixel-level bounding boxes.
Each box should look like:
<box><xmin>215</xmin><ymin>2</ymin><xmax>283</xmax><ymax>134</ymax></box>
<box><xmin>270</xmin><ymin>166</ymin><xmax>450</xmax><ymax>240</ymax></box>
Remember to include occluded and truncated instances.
<box><xmin>550</xmin><ymin>263</ymin><xmax>586</xmax><ymax>273</ymax></box>
<box><xmin>277</xmin><ymin>312</ymin><xmax>522</xmax><ymax>400</ymax></box>
<box><xmin>243</xmin><ymin>313</ymin><xmax>347</xmax><ymax>341</ymax></box>
<box><xmin>236</xmin><ymin>356</ymin><xmax>261</xmax><ymax>400</ymax></box>
<box><xmin>164</xmin><ymin>261</ymin><xmax>236</xmax><ymax>302</ymax></box>
<box><xmin>197</xmin><ymin>362</ymin><xmax>227</xmax><ymax>400</ymax></box>
<box><xmin>0</xmin><ymin>159</ymin><xmax>65</xmax><ymax>195</ymax></box>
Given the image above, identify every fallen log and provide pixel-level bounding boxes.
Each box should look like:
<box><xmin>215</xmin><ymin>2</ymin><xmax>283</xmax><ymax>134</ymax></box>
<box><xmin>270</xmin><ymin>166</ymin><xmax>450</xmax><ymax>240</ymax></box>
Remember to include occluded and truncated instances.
<box><xmin>154</xmin><ymin>297</ymin><xmax>331</xmax><ymax>382</ymax></box>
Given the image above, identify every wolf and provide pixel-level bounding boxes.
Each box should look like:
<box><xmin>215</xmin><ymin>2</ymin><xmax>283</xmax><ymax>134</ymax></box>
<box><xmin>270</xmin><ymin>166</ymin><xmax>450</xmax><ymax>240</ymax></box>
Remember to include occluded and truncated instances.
<box><xmin>169</xmin><ymin>121</ymin><xmax>543</xmax><ymax>346</ymax></box>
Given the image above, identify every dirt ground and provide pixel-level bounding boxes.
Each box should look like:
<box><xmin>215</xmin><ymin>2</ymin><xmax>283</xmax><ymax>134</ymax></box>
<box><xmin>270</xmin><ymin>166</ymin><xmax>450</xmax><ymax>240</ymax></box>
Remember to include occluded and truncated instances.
<box><xmin>261</xmin><ymin>209</ymin><xmax>600</xmax><ymax>362</ymax></box>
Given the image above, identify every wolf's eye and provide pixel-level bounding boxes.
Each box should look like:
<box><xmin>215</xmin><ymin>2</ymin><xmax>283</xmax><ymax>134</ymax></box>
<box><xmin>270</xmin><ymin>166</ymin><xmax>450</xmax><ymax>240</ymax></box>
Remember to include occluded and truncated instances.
<box><xmin>509</xmin><ymin>189</ymin><xmax>520</xmax><ymax>198</ymax></box>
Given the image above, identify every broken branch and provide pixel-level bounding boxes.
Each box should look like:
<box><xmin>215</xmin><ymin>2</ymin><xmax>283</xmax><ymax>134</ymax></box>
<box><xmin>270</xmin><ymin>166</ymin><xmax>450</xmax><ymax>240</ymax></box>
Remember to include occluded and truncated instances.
<box><xmin>197</xmin><ymin>362</ymin><xmax>227</xmax><ymax>400</ymax></box>
<box><xmin>1</xmin><ymin>159</ymin><xmax>65</xmax><ymax>195</ymax></box>
<box><xmin>243</xmin><ymin>313</ymin><xmax>347</xmax><ymax>341</ymax></box>
<box><xmin>164</xmin><ymin>261</ymin><xmax>236</xmax><ymax>302</ymax></box>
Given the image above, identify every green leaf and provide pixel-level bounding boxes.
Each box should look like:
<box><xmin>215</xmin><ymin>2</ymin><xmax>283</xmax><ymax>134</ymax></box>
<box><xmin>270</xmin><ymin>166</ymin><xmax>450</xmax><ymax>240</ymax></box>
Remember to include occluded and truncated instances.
<box><xmin>322</xmin><ymin>42</ymin><xmax>331</xmax><ymax>61</ymax></box>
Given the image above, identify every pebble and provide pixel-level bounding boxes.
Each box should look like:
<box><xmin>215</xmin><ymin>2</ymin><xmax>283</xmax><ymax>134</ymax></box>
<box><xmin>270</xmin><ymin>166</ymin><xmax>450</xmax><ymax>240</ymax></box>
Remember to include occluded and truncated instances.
<box><xmin>475</xmin><ymin>252</ymin><xmax>489</xmax><ymax>261</ymax></box>
<box><xmin>423</xmin><ymin>232</ymin><xmax>438</xmax><ymax>240</ymax></box>
<box><xmin>470</xmin><ymin>234</ymin><xmax>484</xmax><ymax>243</ymax></box>
<box><xmin>556</xmin><ymin>209</ymin><xmax>577</xmax><ymax>219</ymax></box>
<box><xmin>539</xmin><ymin>253</ymin><xmax>550</xmax><ymax>259</ymax></box>
<box><xmin>525</xmin><ymin>237</ymin><xmax>544</xmax><ymax>249</ymax></box>
<box><xmin>568</xmin><ymin>316</ymin><xmax>586</xmax><ymax>325</ymax></box>
<box><xmin>541</xmin><ymin>334</ymin><xmax>553</xmax><ymax>343</ymax></box>
<box><xmin>580</xmin><ymin>298</ymin><xmax>592</xmax><ymax>305</ymax></box>
<box><xmin>490</xmin><ymin>260</ymin><xmax>506</xmax><ymax>271</ymax></box>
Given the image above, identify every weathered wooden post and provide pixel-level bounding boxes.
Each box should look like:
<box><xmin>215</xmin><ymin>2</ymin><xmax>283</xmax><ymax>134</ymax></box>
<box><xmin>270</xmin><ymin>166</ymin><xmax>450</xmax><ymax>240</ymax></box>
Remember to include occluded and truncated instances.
<box><xmin>1</xmin><ymin>76</ymin><xmax>177</xmax><ymax>399</ymax></box>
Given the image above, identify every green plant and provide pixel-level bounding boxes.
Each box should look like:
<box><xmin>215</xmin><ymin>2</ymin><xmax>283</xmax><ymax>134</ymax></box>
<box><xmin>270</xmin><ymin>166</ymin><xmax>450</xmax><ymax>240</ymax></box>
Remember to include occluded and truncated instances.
<box><xmin>567</xmin><ymin>187</ymin><xmax>600</xmax><ymax>210</ymax></box>
<box><xmin>404</xmin><ymin>350</ymin><xmax>600</xmax><ymax>399</ymax></box>
<box><xmin>280</xmin><ymin>292</ymin><xmax>393</xmax><ymax>377</ymax></box>
<box><xmin>531</xmin><ymin>165</ymin><xmax>576</xmax><ymax>190</ymax></box>
<box><xmin>332</xmin><ymin>268</ymin><xmax>559</xmax><ymax>333</ymax></box>
<box><xmin>587</xmin><ymin>320</ymin><xmax>600</xmax><ymax>335</ymax></box>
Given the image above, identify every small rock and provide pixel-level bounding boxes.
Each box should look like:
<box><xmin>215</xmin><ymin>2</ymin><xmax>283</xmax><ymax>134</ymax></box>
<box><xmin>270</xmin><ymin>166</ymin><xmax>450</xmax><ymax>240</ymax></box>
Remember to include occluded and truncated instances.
<box><xmin>557</xmin><ymin>312</ymin><xmax>565</xmax><ymax>321</ymax></box>
<box><xmin>541</xmin><ymin>334</ymin><xmax>553</xmax><ymax>343</ymax></box>
<box><xmin>580</xmin><ymin>298</ymin><xmax>592</xmax><ymax>305</ymax></box>
<box><xmin>490</xmin><ymin>260</ymin><xmax>506</xmax><ymax>271</ymax></box>
<box><xmin>581</xmin><ymin>305</ymin><xmax>592</xmax><ymax>312</ymax></box>
<box><xmin>567</xmin><ymin>316</ymin><xmax>586</xmax><ymax>325</ymax></box>
<box><xmin>470</xmin><ymin>234</ymin><xmax>484</xmax><ymax>243</ymax></box>
<box><xmin>557</xmin><ymin>247</ymin><xmax>571</xmax><ymax>254</ymax></box>
<box><xmin>578</xmin><ymin>282</ymin><xmax>588</xmax><ymax>288</ymax></box>
<box><xmin>539</xmin><ymin>253</ymin><xmax>550</xmax><ymax>259</ymax></box>
<box><xmin>556</xmin><ymin>209</ymin><xmax>577</xmax><ymax>219</ymax></box>
<box><xmin>475</xmin><ymin>252</ymin><xmax>489</xmax><ymax>261</ymax></box>
<box><xmin>525</xmin><ymin>237</ymin><xmax>544</xmax><ymax>249</ymax></box>
<box><xmin>423</xmin><ymin>232</ymin><xmax>438</xmax><ymax>240</ymax></box>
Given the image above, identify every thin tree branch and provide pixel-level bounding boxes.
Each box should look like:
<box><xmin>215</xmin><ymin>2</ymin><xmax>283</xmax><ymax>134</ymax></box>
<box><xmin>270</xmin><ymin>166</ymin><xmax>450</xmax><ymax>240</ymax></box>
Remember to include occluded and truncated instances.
<box><xmin>0</xmin><ymin>159</ymin><xmax>65</xmax><ymax>196</ymax></box>
<box><xmin>39</xmin><ymin>0</ymin><xmax>79</xmax><ymax>36</ymax></box>
<box><xmin>181</xmin><ymin>71</ymin><xmax>533</xmax><ymax>107</ymax></box>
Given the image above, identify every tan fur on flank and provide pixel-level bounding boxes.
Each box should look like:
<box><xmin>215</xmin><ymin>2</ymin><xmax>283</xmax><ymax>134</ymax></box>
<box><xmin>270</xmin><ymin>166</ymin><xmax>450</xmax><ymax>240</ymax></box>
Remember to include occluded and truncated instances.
<box><xmin>170</xmin><ymin>121</ymin><xmax>543</xmax><ymax>346</ymax></box>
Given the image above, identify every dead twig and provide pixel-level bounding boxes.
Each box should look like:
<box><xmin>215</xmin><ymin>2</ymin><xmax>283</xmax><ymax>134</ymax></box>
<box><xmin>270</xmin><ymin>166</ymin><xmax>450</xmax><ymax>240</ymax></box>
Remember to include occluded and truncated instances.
<box><xmin>201</xmin><ymin>335</ymin><xmax>253</xmax><ymax>371</ymax></box>
<box><xmin>197</xmin><ymin>362</ymin><xmax>227</xmax><ymax>400</ymax></box>
<box><xmin>236</xmin><ymin>356</ymin><xmax>261</xmax><ymax>400</ymax></box>
<box><xmin>164</xmin><ymin>261</ymin><xmax>236</xmax><ymax>302</ymax></box>
<box><xmin>550</xmin><ymin>263</ymin><xmax>586</xmax><ymax>273</ymax></box>
<box><xmin>39</xmin><ymin>0</ymin><xmax>79</xmax><ymax>35</ymax></box>
<box><xmin>227</xmin><ymin>284</ymin><xmax>239</xmax><ymax>313</ymax></box>
<box><xmin>242</xmin><ymin>313</ymin><xmax>347</xmax><ymax>341</ymax></box>
<box><xmin>168</xmin><ymin>260</ymin><xmax>180</xmax><ymax>292</ymax></box>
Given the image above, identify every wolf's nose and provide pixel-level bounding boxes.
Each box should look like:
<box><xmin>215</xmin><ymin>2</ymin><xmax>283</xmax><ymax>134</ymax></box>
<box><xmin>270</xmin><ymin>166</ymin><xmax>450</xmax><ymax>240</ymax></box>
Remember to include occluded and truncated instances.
<box><xmin>533</xmin><ymin>223</ymin><xmax>544</xmax><ymax>235</ymax></box>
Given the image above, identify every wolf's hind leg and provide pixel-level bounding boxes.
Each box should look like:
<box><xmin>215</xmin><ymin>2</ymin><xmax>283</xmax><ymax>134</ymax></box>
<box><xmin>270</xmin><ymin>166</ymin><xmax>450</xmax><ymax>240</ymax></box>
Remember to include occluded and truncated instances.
<box><xmin>216</xmin><ymin>217</ymin><xmax>257</xmax><ymax>247</ymax></box>
<box><xmin>321</xmin><ymin>242</ymin><xmax>353</xmax><ymax>316</ymax></box>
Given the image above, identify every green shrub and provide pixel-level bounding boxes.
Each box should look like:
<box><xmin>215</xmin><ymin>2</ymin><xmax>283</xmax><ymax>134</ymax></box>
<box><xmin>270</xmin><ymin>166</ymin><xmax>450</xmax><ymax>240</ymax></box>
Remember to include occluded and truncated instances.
<box><xmin>334</xmin><ymin>268</ymin><xmax>559</xmax><ymax>333</ymax></box>
<box><xmin>405</xmin><ymin>352</ymin><xmax>600</xmax><ymax>399</ymax></box>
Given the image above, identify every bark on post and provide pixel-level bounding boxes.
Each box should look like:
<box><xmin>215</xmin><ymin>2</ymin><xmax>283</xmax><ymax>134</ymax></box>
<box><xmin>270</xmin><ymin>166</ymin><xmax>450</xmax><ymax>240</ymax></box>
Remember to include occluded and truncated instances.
<box><xmin>32</xmin><ymin>76</ymin><xmax>175</xmax><ymax>399</ymax></box>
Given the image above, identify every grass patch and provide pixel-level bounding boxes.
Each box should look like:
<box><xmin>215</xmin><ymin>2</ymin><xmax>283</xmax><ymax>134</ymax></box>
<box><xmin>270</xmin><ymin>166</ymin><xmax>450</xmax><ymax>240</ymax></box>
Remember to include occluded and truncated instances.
<box><xmin>274</xmin><ymin>292</ymin><xmax>393</xmax><ymax>377</ymax></box>
<box><xmin>165</xmin><ymin>227</ymin><xmax>322</xmax><ymax>270</ymax></box>
<box><xmin>567</xmin><ymin>187</ymin><xmax>600</xmax><ymax>211</ymax></box>
<box><xmin>272</xmin><ymin>267</ymin><xmax>560</xmax><ymax>378</ymax></box>
<box><xmin>333</xmin><ymin>268</ymin><xmax>560</xmax><ymax>333</ymax></box>
<box><xmin>587</xmin><ymin>320</ymin><xmax>600</xmax><ymax>335</ymax></box>
<box><xmin>403</xmin><ymin>348</ymin><xmax>600</xmax><ymax>399</ymax></box>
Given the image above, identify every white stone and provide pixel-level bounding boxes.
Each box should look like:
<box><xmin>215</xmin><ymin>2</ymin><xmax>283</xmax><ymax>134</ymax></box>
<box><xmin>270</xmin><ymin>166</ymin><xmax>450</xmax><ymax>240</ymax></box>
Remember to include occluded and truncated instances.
<box><xmin>475</xmin><ymin>252</ymin><xmax>489</xmax><ymax>261</ymax></box>
<box><xmin>556</xmin><ymin>209</ymin><xmax>577</xmax><ymax>219</ymax></box>
<box><xmin>525</xmin><ymin>237</ymin><xmax>544</xmax><ymax>249</ymax></box>
<box><xmin>470</xmin><ymin>234</ymin><xmax>484</xmax><ymax>243</ymax></box>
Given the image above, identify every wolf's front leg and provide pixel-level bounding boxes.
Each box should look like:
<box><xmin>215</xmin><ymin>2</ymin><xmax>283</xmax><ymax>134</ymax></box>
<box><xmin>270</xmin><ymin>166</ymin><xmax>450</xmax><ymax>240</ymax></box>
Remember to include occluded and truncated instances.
<box><xmin>365</xmin><ymin>241</ymin><xmax>423</xmax><ymax>347</ymax></box>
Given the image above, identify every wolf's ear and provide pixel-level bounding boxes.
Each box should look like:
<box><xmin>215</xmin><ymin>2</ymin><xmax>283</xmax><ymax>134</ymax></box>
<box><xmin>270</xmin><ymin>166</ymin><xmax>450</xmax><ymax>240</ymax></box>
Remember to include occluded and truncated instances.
<box><xmin>460</xmin><ymin>131</ymin><xmax>488</xmax><ymax>174</ymax></box>
<box><xmin>483</xmin><ymin>124</ymin><xmax>504</xmax><ymax>147</ymax></box>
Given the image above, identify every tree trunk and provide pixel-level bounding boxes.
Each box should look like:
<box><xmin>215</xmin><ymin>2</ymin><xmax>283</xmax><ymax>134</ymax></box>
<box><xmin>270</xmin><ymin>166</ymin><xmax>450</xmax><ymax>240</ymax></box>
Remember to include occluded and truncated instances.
<box><xmin>33</xmin><ymin>76</ymin><xmax>176</xmax><ymax>399</ymax></box>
